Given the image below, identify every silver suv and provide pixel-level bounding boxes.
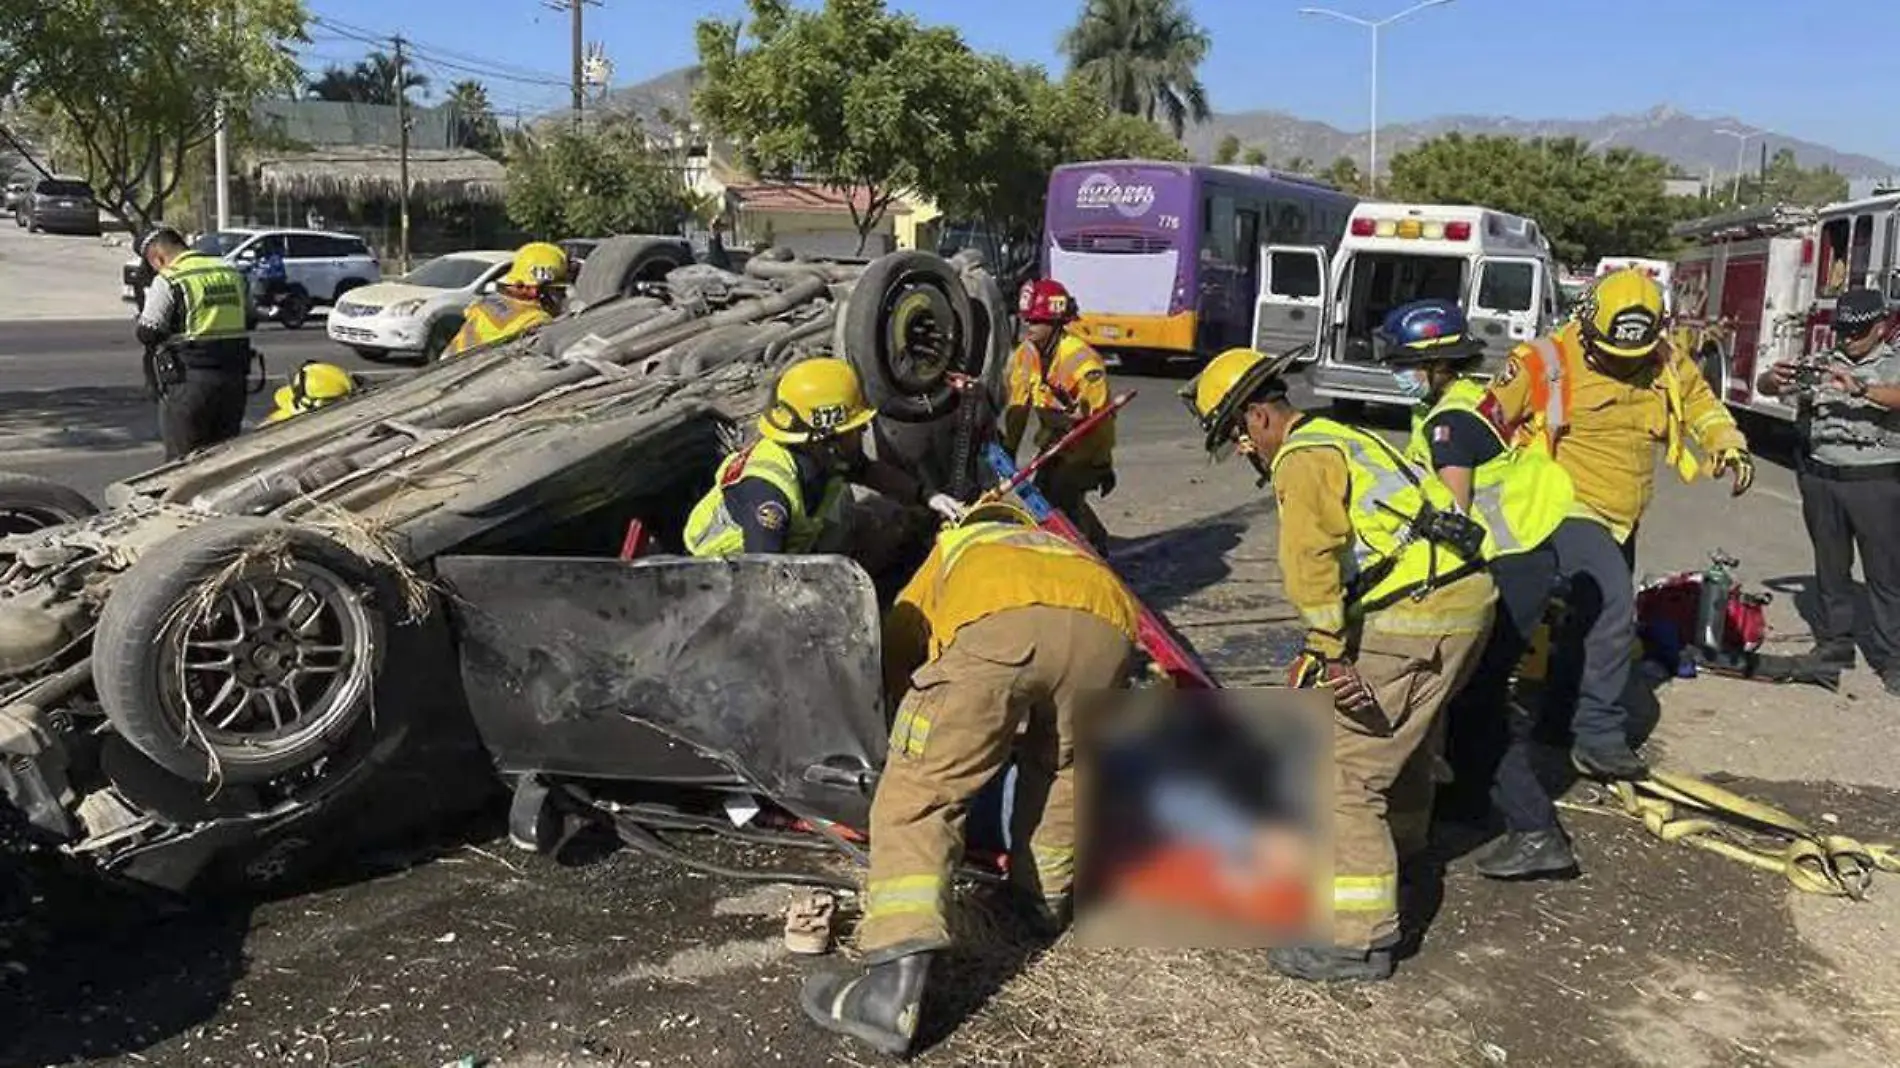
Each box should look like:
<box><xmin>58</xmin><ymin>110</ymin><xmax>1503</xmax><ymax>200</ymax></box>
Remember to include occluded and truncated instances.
<box><xmin>121</xmin><ymin>227</ymin><xmax>382</xmax><ymax>309</ymax></box>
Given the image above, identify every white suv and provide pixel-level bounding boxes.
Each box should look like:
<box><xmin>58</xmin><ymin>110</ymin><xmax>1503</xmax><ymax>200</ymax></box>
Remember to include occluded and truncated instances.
<box><xmin>122</xmin><ymin>227</ymin><xmax>382</xmax><ymax>310</ymax></box>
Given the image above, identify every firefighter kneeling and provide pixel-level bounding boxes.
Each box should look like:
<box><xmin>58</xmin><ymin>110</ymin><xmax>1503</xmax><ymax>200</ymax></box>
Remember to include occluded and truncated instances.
<box><xmin>801</xmin><ymin>500</ymin><xmax>1140</xmax><ymax>1056</ymax></box>
<box><xmin>1184</xmin><ymin>347</ymin><xmax>1496</xmax><ymax>982</ymax></box>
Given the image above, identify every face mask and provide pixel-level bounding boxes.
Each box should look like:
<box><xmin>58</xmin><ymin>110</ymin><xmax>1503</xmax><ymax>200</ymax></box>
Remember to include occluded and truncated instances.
<box><xmin>1391</xmin><ymin>369</ymin><xmax>1431</xmax><ymax>401</ymax></box>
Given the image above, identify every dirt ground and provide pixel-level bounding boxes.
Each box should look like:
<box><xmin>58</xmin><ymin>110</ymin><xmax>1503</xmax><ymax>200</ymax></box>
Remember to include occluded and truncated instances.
<box><xmin>5</xmin><ymin>389</ymin><xmax>1900</xmax><ymax>1068</ymax></box>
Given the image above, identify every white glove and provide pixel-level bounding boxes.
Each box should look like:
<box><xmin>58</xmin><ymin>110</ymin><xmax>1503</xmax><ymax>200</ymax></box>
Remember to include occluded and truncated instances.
<box><xmin>926</xmin><ymin>493</ymin><xmax>966</xmax><ymax>522</ymax></box>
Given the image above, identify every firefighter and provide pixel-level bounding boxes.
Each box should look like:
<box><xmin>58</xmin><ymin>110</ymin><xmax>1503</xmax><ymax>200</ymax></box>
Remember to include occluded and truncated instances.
<box><xmin>1002</xmin><ymin>279</ymin><xmax>1117</xmax><ymax>552</ymax></box>
<box><xmin>1482</xmin><ymin>267</ymin><xmax>1753</xmax><ymax>781</ymax></box>
<box><xmin>262</xmin><ymin>361</ymin><xmax>360</xmax><ymax>424</ymax></box>
<box><xmin>800</xmin><ymin>499</ymin><xmax>1140</xmax><ymax>1055</ymax></box>
<box><xmin>134</xmin><ymin>226</ymin><xmax>253</xmax><ymax>460</ymax></box>
<box><xmin>682</xmin><ymin>357</ymin><xmax>961</xmax><ymax>560</ymax></box>
<box><xmin>1184</xmin><ymin>347</ymin><xmax>1496</xmax><ymax>982</ymax></box>
<box><xmin>441</xmin><ymin>241</ymin><xmax>569</xmax><ymax>358</ymax></box>
<box><xmin>1755</xmin><ymin>286</ymin><xmax>1900</xmax><ymax>696</ymax></box>
<box><xmin>1378</xmin><ymin>300</ymin><xmax>1579</xmax><ymax>879</ymax></box>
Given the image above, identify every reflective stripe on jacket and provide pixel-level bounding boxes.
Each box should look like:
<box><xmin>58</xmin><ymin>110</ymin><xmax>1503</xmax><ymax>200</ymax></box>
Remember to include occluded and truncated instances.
<box><xmin>1405</xmin><ymin>377</ymin><xmax>1574</xmax><ymax>558</ymax></box>
<box><xmin>444</xmin><ymin>293</ymin><xmax>552</xmax><ymax>357</ymax></box>
<box><xmin>160</xmin><ymin>250</ymin><xmax>249</xmax><ymax>343</ymax></box>
<box><xmin>681</xmin><ymin>438</ymin><xmax>846</xmax><ymax>557</ymax></box>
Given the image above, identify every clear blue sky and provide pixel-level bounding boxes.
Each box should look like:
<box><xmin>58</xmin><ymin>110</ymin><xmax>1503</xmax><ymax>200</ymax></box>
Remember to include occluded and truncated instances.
<box><xmin>303</xmin><ymin>0</ymin><xmax>1900</xmax><ymax>165</ymax></box>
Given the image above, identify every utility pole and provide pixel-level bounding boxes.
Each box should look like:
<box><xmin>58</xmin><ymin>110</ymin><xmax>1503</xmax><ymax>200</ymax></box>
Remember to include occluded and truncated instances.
<box><xmin>394</xmin><ymin>34</ymin><xmax>411</xmax><ymax>272</ymax></box>
<box><xmin>213</xmin><ymin>2</ymin><xmax>232</xmax><ymax>230</ymax></box>
<box><xmin>546</xmin><ymin>0</ymin><xmax>602</xmax><ymax>128</ymax></box>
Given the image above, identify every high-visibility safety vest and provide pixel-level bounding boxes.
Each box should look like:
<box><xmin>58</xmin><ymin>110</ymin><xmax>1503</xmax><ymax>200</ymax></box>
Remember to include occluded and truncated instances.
<box><xmin>681</xmin><ymin>438</ymin><xmax>847</xmax><ymax>557</ymax></box>
<box><xmin>1270</xmin><ymin>416</ymin><xmax>1487</xmax><ymax>615</ymax></box>
<box><xmin>898</xmin><ymin>521</ymin><xmax>1140</xmax><ymax>665</ymax></box>
<box><xmin>1513</xmin><ymin>331</ymin><xmax>1703</xmax><ymax>484</ymax></box>
<box><xmin>1404</xmin><ymin>378</ymin><xmax>1574</xmax><ymax>559</ymax></box>
<box><xmin>1005</xmin><ymin>334</ymin><xmax>1116</xmax><ymax>463</ymax></box>
<box><xmin>444</xmin><ymin>293</ymin><xmax>552</xmax><ymax>357</ymax></box>
<box><xmin>160</xmin><ymin>250</ymin><xmax>249</xmax><ymax>343</ymax></box>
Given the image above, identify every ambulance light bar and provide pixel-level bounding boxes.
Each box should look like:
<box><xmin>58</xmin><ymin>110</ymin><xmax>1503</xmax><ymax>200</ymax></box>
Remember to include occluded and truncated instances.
<box><xmin>1350</xmin><ymin>217</ymin><xmax>1472</xmax><ymax>241</ymax></box>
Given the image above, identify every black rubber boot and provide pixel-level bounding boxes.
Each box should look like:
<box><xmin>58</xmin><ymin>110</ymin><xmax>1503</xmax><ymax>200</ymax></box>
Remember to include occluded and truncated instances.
<box><xmin>1474</xmin><ymin>829</ymin><xmax>1578</xmax><ymax>880</ymax></box>
<box><xmin>1806</xmin><ymin>639</ymin><xmax>1857</xmax><ymax>669</ymax></box>
<box><xmin>1882</xmin><ymin>670</ymin><xmax>1900</xmax><ymax>699</ymax></box>
<box><xmin>800</xmin><ymin>951</ymin><xmax>932</xmax><ymax>1057</ymax></box>
<box><xmin>1009</xmin><ymin>889</ymin><xmax>1071</xmax><ymax>938</ymax></box>
<box><xmin>1571</xmin><ymin>742</ymin><xmax>1647</xmax><ymax>782</ymax></box>
<box><xmin>1267</xmin><ymin>944</ymin><xmax>1395</xmax><ymax>983</ymax></box>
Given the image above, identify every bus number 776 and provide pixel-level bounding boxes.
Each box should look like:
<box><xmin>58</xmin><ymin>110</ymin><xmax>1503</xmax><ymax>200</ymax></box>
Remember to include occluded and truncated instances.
<box><xmin>1156</xmin><ymin>214</ymin><xmax>1181</xmax><ymax>231</ymax></box>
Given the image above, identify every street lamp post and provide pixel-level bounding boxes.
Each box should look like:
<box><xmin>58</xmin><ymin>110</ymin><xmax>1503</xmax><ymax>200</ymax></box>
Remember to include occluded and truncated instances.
<box><xmin>1299</xmin><ymin>0</ymin><xmax>1455</xmax><ymax>191</ymax></box>
<box><xmin>1715</xmin><ymin>128</ymin><xmax>1757</xmax><ymax>205</ymax></box>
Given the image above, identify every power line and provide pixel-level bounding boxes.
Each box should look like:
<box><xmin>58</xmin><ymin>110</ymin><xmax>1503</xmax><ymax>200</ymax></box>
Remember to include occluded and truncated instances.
<box><xmin>306</xmin><ymin>13</ymin><xmax>570</xmax><ymax>88</ymax></box>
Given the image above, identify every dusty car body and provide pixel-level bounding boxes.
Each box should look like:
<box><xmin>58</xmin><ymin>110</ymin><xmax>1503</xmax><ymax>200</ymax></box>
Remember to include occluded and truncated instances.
<box><xmin>0</xmin><ymin>240</ymin><xmax>1015</xmax><ymax>893</ymax></box>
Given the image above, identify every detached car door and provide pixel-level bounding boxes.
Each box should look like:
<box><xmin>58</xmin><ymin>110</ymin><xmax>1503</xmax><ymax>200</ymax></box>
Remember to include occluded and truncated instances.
<box><xmin>1467</xmin><ymin>255</ymin><xmax>1545</xmax><ymax>377</ymax></box>
<box><xmin>1253</xmin><ymin>244</ymin><xmax>1330</xmax><ymax>363</ymax></box>
<box><xmin>435</xmin><ymin>554</ymin><xmax>891</xmax><ymax>831</ymax></box>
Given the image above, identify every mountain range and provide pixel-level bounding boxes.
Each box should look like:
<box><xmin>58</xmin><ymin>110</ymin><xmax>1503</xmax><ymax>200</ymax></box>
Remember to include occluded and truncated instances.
<box><xmin>590</xmin><ymin>68</ymin><xmax>1897</xmax><ymax>179</ymax></box>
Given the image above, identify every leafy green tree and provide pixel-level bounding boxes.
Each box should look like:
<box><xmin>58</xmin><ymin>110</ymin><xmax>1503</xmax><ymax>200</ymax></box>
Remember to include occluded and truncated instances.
<box><xmin>1319</xmin><ymin>155</ymin><xmax>1364</xmax><ymax>194</ymax></box>
<box><xmin>1060</xmin><ymin>0</ymin><xmax>1210</xmax><ymax>141</ymax></box>
<box><xmin>1754</xmin><ymin>148</ymin><xmax>1848</xmax><ymax>208</ymax></box>
<box><xmin>0</xmin><ymin>0</ymin><xmax>307</xmax><ymax>234</ymax></box>
<box><xmin>306</xmin><ymin>49</ymin><xmax>427</xmax><ymax>106</ymax></box>
<box><xmin>1240</xmin><ymin>146</ymin><xmax>1269</xmax><ymax>168</ymax></box>
<box><xmin>504</xmin><ymin>119</ymin><xmax>695</xmax><ymax>239</ymax></box>
<box><xmin>1280</xmin><ymin>154</ymin><xmax>1311</xmax><ymax>173</ymax></box>
<box><xmin>446</xmin><ymin>79</ymin><xmax>501</xmax><ymax>155</ymax></box>
<box><xmin>1213</xmin><ymin>132</ymin><xmax>1239</xmax><ymax>165</ymax></box>
<box><xmin>1385</xmin><ymin>133</ymin><xmax>1677</xmax><ymax>265</ymax></box>
<box><xmin>930</xmin><ymin>57</ymin><xmax>1183</xmax><ymax>254</ymax></box>
<box><xmin>694</xmin><ymin>0</ymin><xmax>984</xmax><ymax>253</ymax></box>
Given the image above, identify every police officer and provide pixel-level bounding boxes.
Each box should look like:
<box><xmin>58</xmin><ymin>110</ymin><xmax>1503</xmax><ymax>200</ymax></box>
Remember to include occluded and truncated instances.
<box><xmin>1756</xmin><ymin>287</ymin><xmax>1900</xmax><ymax>697</ymax></box>
<box><xmin>682</xmin><ymin>357</ymin><xmax>961</xmax><ymax>562</ymax></box>
<box><xmin>135</xmin><ymin>227</ymin><xmax>253</xmax><ymax>460</ymax></box>
<box><xmin>800</xmin><ymin>500</ymin><xmax>1139</xmax><ymax>1055</ymax></box>
<box><xmin>1003</xmin><ymin>279</ymin><xmax>1117</xmax><ymax>552</ymax></box>
<box><xmin>1379</xmin><ymin>300</ymin><xmax>1579</xmax><ymax>879</ymax></box>
<box><xmin>1185</xmin><ymin>347</ymin><xmax>1496</xmax><ymax>982</ymax></box>
<box><xmin>1484</xmin><ymin>269</ymin><xmax>1753</xmax><ymax>781</ymax></box>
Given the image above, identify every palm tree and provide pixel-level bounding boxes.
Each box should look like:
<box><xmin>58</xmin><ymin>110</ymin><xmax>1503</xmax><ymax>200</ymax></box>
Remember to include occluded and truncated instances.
<box><xmin>447</xmin><ymin>79</ymin><xmax>501</xmax><ymax>154</ymax></box>
<box><xmin>1060</xmin><ymin>0</ymin><xmax>1212</xmax><ymax>141</ymax></box>
<box><xmin>305</xmin><ymin>50</ymin><xmax>428</xmax><ymax>106</ymax></box>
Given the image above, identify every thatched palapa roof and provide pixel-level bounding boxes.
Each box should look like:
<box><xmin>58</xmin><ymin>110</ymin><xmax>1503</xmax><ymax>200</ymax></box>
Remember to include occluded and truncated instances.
<box><xmin>250</xmin><ymin>146</ymin><xmax>506</xmax><ymax>206</ymax></box>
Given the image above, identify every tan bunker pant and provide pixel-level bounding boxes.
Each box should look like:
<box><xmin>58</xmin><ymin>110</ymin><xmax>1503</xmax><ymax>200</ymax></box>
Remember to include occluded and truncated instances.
<box><xmin>857</xmin><ymin>606</ymin><xmax>1134</xmax><ymax>961</ymax></box>
<box><xmin>1331</xmin><ymin>627</ymin><xmax>1487</xmax><ymax>950</ymax></box>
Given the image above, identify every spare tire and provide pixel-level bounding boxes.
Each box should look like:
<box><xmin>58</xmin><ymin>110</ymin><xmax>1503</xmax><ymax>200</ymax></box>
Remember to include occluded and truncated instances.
<box><xmin>844</xmin><ymin>251</ymin><xmax>974</xmax><ymax>424</ymax></box>
<box><xmin>569</xmin><ymin>235</ymin><xmax>695</xmax><ymax>311</ymax></box>
<box><xmin>0</xmin><ymin>472</ymin><xmax>98</xmax><ymax>536</ymax></box>
<box><xmin>93</xmin><ymin>518</ymin><xmax>398</xmax><ymax>785</ymax></box>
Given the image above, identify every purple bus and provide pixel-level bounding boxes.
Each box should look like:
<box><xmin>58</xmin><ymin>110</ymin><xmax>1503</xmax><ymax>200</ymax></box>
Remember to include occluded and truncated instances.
<box><xmin>1042</xmin><ymin>161</ymin><xmax>1358</xmax><ymax>362</ymax></box>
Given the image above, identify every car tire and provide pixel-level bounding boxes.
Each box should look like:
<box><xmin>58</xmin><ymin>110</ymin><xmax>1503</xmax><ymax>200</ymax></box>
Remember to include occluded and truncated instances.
<box><xmin>0</xmin><ymin>472</ymin><xmax>98</xmax><ymax>536</ymax></box>
<box><xmin>279</xmin><ymin>286</ymin><xmax>312</xmax><ymax>330</ymax></box>
<box><xmin>569</xmin><ymin>235</ymin><xmax>694</xmax><ymax>311</ymax></box>
<box><xmin>425</xmin><ymin>317</ymin><xmax>462</xmax><ymax>360</ymax></box>
<box><xmin>92</xmin><ymin>518</ymin><xmax>400</xmax><ymax>786</ymax></box>
<box><xmin>843</xmin><ymin>250</ymin><xmax>974</xmax><ymax>424</ymax></box>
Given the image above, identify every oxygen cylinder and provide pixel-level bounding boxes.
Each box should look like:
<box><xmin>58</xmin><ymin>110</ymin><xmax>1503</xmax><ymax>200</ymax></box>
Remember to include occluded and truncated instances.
<box><xmin>1695</xmin><ymin>552</ymin><xmax>1737</xmax><ymax>654</ymax></box>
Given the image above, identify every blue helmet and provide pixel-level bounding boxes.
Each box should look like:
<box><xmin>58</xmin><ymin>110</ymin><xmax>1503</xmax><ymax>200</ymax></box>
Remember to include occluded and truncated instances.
<box><xmin>1376</xmin><ymin>299</ymin><xmax>1487</xmax><ymax>365</ymax></box>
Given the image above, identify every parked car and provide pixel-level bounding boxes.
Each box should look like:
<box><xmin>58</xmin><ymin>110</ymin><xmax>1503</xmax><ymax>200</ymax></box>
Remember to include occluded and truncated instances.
<box><xmin>3</xmin><ymin>181</ymin><xmax>25</xmax><ymax>213</ymax></box>
<box><xmin>16</xmin><ymin>176</ymin><xmax>101</xmax><ymax>235</ymax></box>
<box><xmin>326</xmin><ymin>250</ymin><xmax>514</xmax><ymax>360</ymax></box>
<box><xmin>0</xmin><ymin>240</ymin><xmax>1020</xmax><ymax>895</ymax></box>
<box><xmin>121</xmin><ymin>228</ymin><xmax>381</xmax><ymax>312</ymax></box>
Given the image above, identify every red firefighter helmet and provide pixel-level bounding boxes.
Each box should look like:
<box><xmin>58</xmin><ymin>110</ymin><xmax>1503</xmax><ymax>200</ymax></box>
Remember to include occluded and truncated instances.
<box><xmin>1019</xmin><ymin>279</ymin><xmax>1079</xmax><ymax>324</ymax></box>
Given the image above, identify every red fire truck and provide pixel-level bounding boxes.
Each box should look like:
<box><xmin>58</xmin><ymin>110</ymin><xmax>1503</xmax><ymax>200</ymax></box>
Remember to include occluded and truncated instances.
<box><xmin>1670</xmin><ymin>205</ymin><xmax>1816</xmax><ymax>422</ymax></box>
<box><xmin>1672</xmin><ymin>192</ymin><xmax>1900</xmax><ymax>423</ymax></box>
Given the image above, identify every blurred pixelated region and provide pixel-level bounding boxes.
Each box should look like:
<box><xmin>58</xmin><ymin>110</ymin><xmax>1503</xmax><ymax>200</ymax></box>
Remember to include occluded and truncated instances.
<box><xmin>1072</xmin><ymin>687</ymin><xmax>1332</xmax><ymax>948</ymax></box>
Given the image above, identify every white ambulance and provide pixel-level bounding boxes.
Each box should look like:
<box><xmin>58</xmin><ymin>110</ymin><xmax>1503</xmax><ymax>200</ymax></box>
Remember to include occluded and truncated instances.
<box><xmin>1253</xmin><ymin>202</ymin><xmax>1562</xmax><ymax>409</ymax></box>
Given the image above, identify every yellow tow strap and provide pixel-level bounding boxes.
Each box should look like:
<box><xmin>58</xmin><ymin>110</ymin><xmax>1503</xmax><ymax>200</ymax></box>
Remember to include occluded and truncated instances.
<box><xmin>1558</xmin><ymin>768</ymin><xmax>1900</xmax><ymax>899</ymax></box>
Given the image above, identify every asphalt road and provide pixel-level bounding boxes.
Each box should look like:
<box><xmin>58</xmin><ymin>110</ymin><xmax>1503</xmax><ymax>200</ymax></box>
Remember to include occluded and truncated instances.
<box><xmin>0</xmin><ymin>317</ymin><xmax>418</xmax><ymax>499</ymax></box>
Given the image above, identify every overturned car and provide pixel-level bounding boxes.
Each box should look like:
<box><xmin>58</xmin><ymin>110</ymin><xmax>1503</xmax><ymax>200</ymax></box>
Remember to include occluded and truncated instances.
<box><xmin>0</xmin><ymin>240</ymin><xmax>1042</xmax><ymax>893</ymax></box>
